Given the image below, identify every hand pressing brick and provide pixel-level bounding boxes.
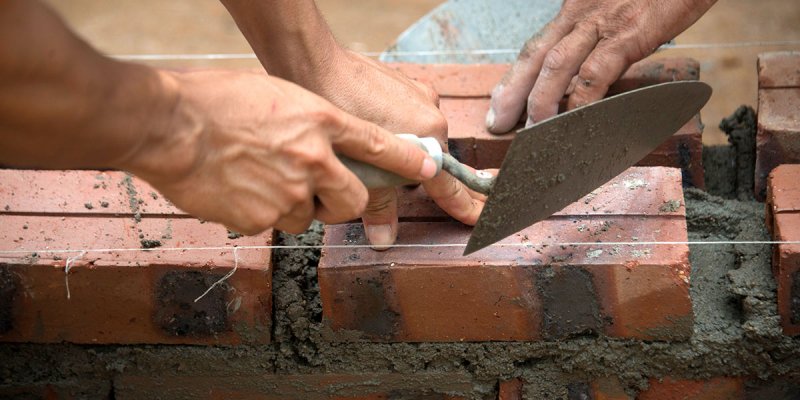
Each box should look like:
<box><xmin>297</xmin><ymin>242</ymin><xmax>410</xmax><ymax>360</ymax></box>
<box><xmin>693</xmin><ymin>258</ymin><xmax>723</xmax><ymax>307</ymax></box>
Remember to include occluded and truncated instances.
<box><xmin>319</xmin><ymin>167</ymin><xmax>692</xmax><ymax>342</ymax></box>
<box><xmin>391</xmin><ymin>59</ymin><xmax>704</xmax><ymax>184</ymax></box>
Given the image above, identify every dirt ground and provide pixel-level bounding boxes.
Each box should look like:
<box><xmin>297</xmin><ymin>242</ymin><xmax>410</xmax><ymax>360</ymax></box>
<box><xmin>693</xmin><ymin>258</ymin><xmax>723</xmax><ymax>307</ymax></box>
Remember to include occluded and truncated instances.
<box><xmin>44</xmin><ymin>0</ymin><xmax>800</xmax><ymax>144</ymax></box>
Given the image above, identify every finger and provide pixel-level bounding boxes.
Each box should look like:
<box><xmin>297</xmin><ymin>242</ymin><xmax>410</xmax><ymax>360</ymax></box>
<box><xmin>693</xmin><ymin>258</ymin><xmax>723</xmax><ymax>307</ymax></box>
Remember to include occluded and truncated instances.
<box><xmin>314</xmin><ymin>157</ymin><xmax>370</xmax><ymax>224</ymax></box>
<box><xmin>567</xmin><ymin>44</ymin><xmax>630</xmax><ymax>110</ymax></box>
<box><xmin>527</xmin><ymin>24</ymin><xmax>599</xmax><ymax>125</ymax></box>
<box><xmin>273</xmin><ymin>198</ymin><xmax>315</xmax><ymax>234</ymax></box>
<box><xmin>361</xmin><ymin>187</ymin><xmax>399</xmax><ymax>251</ymax></box>
<box><xmin>329</xmin><ymin>114</ymin><xmax>438</xmax><ymax>181</ymax></box>
<box><xmin>423</xmin><ymin>172</ymin><xmax>483</xmax><ymax>226</ymax></box>
<box><xmin>486</xmin><ymin>22</ymin><xmax>569</xmax><ymax>134</ymax></box>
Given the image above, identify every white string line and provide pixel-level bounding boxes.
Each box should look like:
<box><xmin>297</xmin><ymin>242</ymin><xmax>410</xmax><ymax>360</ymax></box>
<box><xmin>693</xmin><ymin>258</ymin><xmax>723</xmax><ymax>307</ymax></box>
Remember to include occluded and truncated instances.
<box><xmin>1</xmin><ymin>240</ymin><xmax>797</xmax><ymax>257</ymax></box>
<box><xmin>194</xmin><ymin>247</ymin><xmax>238</xmax><ymax>303</ymax></box>
<box><xmin>64</xmin><ymin>250</ymin><xmax>86</xmax><ymax>300</ymax></box>
<box><xmin>110</xmin><ymin>40</ymin><xmax>800</xmax><ymax>61</ymax></box>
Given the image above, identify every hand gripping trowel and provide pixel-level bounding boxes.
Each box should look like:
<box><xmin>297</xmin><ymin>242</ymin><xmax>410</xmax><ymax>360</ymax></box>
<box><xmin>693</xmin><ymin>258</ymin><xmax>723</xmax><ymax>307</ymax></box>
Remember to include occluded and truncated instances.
<box><xmin>339</xmin><ymin>81</ymin><xmax>712</xmax><ymax>255</ymax></box>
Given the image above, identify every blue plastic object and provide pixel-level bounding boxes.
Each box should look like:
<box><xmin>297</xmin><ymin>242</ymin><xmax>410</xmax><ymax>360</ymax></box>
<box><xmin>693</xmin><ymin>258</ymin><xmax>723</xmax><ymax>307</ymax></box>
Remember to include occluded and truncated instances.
<box><xmin>379</xmin><ymin>0</ymin><xmax>561</xmax><ymax>64</ymax></box>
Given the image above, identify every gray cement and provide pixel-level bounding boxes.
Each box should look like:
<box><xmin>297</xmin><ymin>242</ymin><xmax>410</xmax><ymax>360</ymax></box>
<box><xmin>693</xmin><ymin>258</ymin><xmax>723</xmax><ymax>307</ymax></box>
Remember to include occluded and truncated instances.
<box><xmin>2</xmin><ymin>135</ymin><xmax>800</xmax><ymax>398</ymax></box>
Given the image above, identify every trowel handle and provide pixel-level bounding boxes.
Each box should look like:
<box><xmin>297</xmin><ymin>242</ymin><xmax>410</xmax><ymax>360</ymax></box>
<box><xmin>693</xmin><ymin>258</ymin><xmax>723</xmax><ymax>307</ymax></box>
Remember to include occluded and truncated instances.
<box><xmin>337</xmin><ymin>134</ymin><xmax>443</xmax><ymax>189</ymax></box>
<box><xmin>339</xmin><ymin>134</ymin><xmax>495</xmax><ymax>195</ymax></box>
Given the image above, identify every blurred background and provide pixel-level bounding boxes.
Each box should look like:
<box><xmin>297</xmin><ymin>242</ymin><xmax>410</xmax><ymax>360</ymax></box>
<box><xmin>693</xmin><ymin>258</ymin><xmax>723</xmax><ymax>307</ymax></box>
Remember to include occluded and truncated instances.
<box><xmin>44</xmin><ymin>0</ymin><xmax>800</xmax><ymax>145</ymax></box>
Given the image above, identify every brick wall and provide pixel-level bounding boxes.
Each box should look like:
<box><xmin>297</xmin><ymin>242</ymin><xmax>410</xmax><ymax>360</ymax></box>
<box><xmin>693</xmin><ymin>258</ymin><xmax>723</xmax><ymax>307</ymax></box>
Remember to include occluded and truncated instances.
<box><xmin>2</xmin><ymin>58</ymin><xmax>800</xmax><ymax>399</ymax></box>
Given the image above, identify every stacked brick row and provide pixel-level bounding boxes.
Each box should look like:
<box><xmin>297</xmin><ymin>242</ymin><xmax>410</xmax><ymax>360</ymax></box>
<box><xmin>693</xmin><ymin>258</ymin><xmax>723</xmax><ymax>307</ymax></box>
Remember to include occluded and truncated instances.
<box><xmin>756</xmin><ymin>51</ymin><xmax>800</xmax><ymax>199</ymax></box>
<box><xmin>759</xmin><ymin>51</ymin><xmax>800</xmax><ymax>338</ymax></box>
<box><xmin>767</xmin><ymin>165</ymin><xmax>800</xmax><ymax>336</ymax></box>
<box><xmin>0</xmin><ymin>170</ymin><xmax>273</xmax><ymax>345</ymax></box>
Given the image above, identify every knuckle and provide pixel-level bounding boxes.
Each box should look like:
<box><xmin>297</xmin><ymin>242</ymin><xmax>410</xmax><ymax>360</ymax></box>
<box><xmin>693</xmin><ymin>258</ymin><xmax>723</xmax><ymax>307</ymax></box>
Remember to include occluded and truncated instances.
<box><xmin>285</xmin><ymin>185</ymin><xmax>311</xmax><ymax>204</ymax></box>
<box><xmin>419</xmin><ymin>109</ymin><xmax>448</xmax><ymax>140</ymax></box>
<box><xmin>363</xmin><ymin>126</ymin><xmax>390</xmax><ymax>157</ymax></box>
<box><xmin>542</xmin><ymin>46</ymin><xmax>569</xmax><ymax>72</ymax></box>
<box><xmin>239</xmin><ymin>212</ymin><xmax>276</xmax><ymax>236</ymax></box>
<box><xmin>307</xmin><ymin>106</ymin><xmax>340</xmax><ymax>131</ymax></box>
<box><xmin>297</xmin><ymin>144</ymin><xmax>329</xmax><ymax>167</ymax></box>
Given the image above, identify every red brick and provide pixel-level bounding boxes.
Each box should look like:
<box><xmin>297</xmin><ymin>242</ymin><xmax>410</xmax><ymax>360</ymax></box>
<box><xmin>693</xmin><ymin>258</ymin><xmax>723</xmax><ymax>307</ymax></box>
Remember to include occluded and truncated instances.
<box><xmin>756</xmin><ymin>52</ymin><xmax>800</xmax><ymax>199</ymax></box>
<box><xmin>637</xmin><ymin>377</ymin><xmax>745</xmax><ymax>400</ymax></box>
<box><xmin>756</xmin><ymin>88</ymin><xmax>800</xmax><ymax>199</ymax></box>
<box><xmin>758</xmin><ymin>51</ymin><xmax>800</xmax><ymax>88</ymax></box>
<box><xmin>607</xmin><ymin>58</ymin><xmax>700</xmax><ymax>96</ymax></box>
<box><xmin>767</xmin><ymin>165</ymin><xmax>800</xmax><ymax>335</ymax></box>
<box><xmin>114</xmin><ymin>373</ymin><xmax>474</xmax><ymax>399</ymax></box>
<box><xmin>0</xmin><ymin>170</ymin><xmax>272</xmax><ymax>345</ymax></box>
<box><xmin>396</xmin><ymin>167</ymin><xmax>686</xmax><ymax>220</ymax></box>
<box><xmin>389</xmin><ymin>58</ymin><xmax>699</xmax><ymax>98</ymax></box>
<box><xmin>0</xmin><ymin>170</ymin><xmax>181</xmax><ymax>215</ymax></box>
<box><xmin>498</xmin><ymin>378</ymin><xmax>523</xmax><ymax>400</ymax></box>
<box><xmin>319</xmin><ymin>167</ymin><xmax>691</xmax><ymax>342</ymax></box>
<box><xmin>637</xmin><ymin>115</ymin><xmax>705</xmax><ymax>189</ymax></box>
<box><xmin>388</xmin><ymin>63</ymin><xmax>508</xmax><ymax>98</ymax></box>
<box><xmin>766</xmin><ymin>164</ymin><xmax>800</xmax><ymax>234</ymax></box>
<box><xmin>0</xmin><ymin>380</ymin><xmax>111</xmax><ymax>399</ymax></box>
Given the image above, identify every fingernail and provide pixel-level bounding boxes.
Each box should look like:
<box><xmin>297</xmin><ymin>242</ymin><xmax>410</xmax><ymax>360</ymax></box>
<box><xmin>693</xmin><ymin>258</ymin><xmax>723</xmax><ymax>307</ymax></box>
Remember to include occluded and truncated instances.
<box><xmin>420</xmin><ymin>157</ymin><xmax>437</xmax><ymax>180</ymax></box>
<box><xmin>485</xmin><ymin>107</ymin><xmax>496</xmax><ymax>130</ymax></box>
<box><xmin>365</xmin><ymin>224</ymin><xmax>395</xmax><ymax>251</ymax></box>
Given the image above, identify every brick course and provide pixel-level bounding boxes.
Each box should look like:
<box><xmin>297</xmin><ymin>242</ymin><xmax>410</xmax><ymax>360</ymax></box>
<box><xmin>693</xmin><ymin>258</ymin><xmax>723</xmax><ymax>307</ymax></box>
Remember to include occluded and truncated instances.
<box><xmin>766</xmin><ymin>164</ymin><xmax>800</xmax><ymax>335</ymax></box>
<box><xmin>756</xmin><ymin>52</ymin><xmax>800</xmax><ymax>199</ymax></box>
<box><xmin>319</xmin><ymin>167</ymin><xmax>692</xmax><ymax>342</ymax></box>
<box><xmin>0</xmin><ymin>170</ymin><xmax>273</xmax><ymax>345</ymax></box>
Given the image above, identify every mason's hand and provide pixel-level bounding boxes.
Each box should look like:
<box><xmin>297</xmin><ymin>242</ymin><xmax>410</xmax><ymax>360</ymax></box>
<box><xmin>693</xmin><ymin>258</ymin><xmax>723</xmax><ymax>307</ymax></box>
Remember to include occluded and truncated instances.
<box><xmin>307</xmin><ymin>50</ymin><xmax>490</xmax><ymax>249</ymax></box>
<box><xmin>120</xmin><ymin>69</ymin><xmax>438</xmax><ymax>235</ymax></box>
<box><xmin>486</xmin><ymin>0</ymin><xmax>717</xmax><ymax>132</ymax></box>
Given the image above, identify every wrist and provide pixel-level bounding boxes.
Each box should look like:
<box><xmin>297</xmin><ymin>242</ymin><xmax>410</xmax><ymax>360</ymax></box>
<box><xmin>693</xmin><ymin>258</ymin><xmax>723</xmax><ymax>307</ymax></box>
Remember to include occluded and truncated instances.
<box><xmin>113</xmin><ymin>69</ymin><xmax>205</xmax><ymax>183</ymax></box>
<box><xmin>263</xmin><ymin>29</ymin><xmax>345</xmax><ymax>91</ymax></box>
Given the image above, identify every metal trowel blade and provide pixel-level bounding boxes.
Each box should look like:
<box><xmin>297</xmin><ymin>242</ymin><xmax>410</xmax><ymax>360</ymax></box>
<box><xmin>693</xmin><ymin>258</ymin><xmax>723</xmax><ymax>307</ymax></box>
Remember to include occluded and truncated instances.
<box><xmin>464</xmin><ymin>81</ymin><xmax>712</xmax><ymax>255</ymax></box>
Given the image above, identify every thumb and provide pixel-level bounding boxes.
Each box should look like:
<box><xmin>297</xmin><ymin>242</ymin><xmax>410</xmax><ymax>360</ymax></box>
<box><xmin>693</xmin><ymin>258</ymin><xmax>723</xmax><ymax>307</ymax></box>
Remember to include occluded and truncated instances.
<box><xmin>361</xmin><ymin>187</ymin><xmax>399</xmax><ymax>251</ymax></box>
<box><xmin>329</xmin><ymin>113</ymin><xmax>438</xmax><ymax>181</ymax></box>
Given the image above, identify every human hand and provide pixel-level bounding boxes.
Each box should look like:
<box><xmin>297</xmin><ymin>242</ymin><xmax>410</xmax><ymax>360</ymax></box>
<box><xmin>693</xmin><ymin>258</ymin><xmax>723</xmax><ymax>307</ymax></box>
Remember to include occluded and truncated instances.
<box><xmin>310</xmin><ymin>50</ymin><xmax>489</xmax><ymax>248</ymax></box>
<box><xmin>486</xmin><ymin>0</ymin><xmax>716</xmax><ymax>132</ymax></box>
<box><xmin>118</xmin><ymin>69</ymin><xmax>438</xmax><ymax>235</ymax></box>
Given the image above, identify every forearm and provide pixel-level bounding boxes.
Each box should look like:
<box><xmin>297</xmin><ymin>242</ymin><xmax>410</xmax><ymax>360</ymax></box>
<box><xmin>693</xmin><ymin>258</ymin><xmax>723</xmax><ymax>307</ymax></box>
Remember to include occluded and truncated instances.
<box><xmin>220</xmin><ymin>0</ymin><xmax>341</xmax><ymax>89</ymax></box>
<box><xmin>0</xmin><ymin>0</ymin><xmax>181</xmax><ymax>172</ymax></box>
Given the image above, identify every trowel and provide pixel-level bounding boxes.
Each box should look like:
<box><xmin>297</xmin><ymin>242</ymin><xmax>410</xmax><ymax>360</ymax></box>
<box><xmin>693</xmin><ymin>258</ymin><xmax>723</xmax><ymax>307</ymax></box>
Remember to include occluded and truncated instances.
<box><xmin>339</xmin><ymin>81</ymin><xmax>712</xmax><ymax>255</ymax></box>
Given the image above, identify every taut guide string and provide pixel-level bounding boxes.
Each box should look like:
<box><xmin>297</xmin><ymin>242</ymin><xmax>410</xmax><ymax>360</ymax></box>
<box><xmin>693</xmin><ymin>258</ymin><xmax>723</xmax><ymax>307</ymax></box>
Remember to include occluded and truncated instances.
<box><xmin>110</xmin><ymin>40</ymin><xmax>800</xmax><ymax>61</ymax></box>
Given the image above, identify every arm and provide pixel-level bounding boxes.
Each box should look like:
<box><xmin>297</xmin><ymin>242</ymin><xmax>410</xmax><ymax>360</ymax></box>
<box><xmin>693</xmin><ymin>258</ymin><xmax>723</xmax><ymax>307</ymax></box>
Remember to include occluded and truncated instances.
<box><xmin>486</xmin><ymin>0</ymin><xmax>718</xmax><ymax>132</ymax></box>
<box><xmin>0</xmin><ymin>0</ymin><xmax>178</xmax><ymax>173</ymax></box>
<box><xmin>222</xmin><ymin>0</ymin><xmax>490</xmax><ymax>248</ymax></box>
<box><xmin>0</xmin><ymin>0</ymin><xmax>438</xmax><ymax>235</ymax></box>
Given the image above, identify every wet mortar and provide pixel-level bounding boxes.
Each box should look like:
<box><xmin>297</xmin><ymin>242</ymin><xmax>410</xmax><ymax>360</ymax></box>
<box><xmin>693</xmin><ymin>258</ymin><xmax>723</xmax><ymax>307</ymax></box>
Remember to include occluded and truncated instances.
<box><xmin>2</xmin><ymin>111</ymin><xmax>800</xmax><ymax>398</ymax></box>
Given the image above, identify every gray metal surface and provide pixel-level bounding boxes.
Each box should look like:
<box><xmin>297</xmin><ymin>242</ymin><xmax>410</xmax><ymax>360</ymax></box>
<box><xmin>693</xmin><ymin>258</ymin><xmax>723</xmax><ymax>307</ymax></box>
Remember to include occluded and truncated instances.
<box><xmin>464</xmin><ymin>81</ymin><xmax>712</xmax><ymax>255</ymax></box>
<box><xmin>379</xmin><ymin>0</ymin><xmax>560</xmax><ymax>64</ymax></box>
